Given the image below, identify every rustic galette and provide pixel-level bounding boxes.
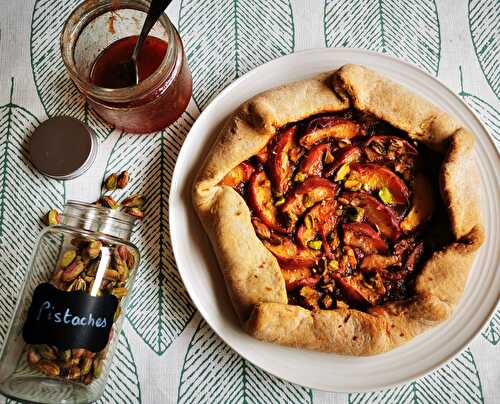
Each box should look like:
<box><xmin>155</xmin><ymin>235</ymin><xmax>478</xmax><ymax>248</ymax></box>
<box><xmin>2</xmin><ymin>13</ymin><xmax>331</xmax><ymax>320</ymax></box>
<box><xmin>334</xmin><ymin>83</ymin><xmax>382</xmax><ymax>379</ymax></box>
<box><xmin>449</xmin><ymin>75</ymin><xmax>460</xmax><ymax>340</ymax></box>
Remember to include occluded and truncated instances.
<box><xmin>193</xmin><ymin>65</ymin><xmax>484</xmax><ymax>355</ymax></box>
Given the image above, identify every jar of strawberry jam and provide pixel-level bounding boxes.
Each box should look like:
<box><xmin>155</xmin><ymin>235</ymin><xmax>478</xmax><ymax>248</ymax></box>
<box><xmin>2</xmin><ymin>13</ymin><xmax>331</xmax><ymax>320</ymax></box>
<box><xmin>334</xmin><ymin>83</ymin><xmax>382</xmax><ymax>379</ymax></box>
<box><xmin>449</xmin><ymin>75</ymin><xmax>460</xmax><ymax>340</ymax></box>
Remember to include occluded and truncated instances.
<box><xmin>61</xmin><ymin>0</ymin><xmax>192</xmax><ymax>133</ymax></box>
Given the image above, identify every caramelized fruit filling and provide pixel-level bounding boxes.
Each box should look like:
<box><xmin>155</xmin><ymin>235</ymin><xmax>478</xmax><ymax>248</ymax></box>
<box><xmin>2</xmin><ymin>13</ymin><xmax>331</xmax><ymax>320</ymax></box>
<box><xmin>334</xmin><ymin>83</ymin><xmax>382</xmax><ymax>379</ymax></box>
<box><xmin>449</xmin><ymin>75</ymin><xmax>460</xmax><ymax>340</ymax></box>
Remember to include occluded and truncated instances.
<box><xmin>220</xmin><ymin>110</ymin><xmax>440</xmax><ymax>311</ymax></box>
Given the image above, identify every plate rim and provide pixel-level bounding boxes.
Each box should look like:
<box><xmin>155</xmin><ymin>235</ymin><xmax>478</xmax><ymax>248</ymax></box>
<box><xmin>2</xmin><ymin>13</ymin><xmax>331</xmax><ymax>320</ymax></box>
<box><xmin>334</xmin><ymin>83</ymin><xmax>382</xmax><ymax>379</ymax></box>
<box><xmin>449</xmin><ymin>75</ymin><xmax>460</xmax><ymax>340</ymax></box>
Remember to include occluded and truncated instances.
<box><xmin>169</xmin><ymin>47</ymin><xmax>500</xmax><ymax>393</ymax></box>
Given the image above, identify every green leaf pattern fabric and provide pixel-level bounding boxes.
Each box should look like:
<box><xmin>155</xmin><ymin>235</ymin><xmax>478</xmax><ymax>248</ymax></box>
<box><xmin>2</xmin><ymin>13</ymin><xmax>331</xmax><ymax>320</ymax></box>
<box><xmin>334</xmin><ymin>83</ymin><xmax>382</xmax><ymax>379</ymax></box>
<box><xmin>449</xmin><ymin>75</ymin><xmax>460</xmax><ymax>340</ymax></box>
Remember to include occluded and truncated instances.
<box><xmin>179</xmin><ymin>0</ymin><xmax>295</xmax><ymax>109</ymax></box>
<box><xmin>177</xmin><ymin>318</ymin><xmax>313</xmax><ymax>404</ymax></box>
<box><xmin>0</xmin><ymin>79</ymin><xmax>65</xmax><ymax>348</ymax></box>
<box><xmin>0</xmin><ymin>0</ymin><xmax>498</xmax><ymax>402</ymax></box>
<box><xmin>348</xmin><ymin>349</ymin><xmax>483</xmax><ymax>403</ymax></box>
<box><xmin>103</xmin><ymin>112</ymin><xmax>197</xmax><ymax>355</ymax></box>
<box><xmin>324</xmin><ymin>0</ymin><xmax>441</xmax><ymax>75</ymax></box>
<box><xmin>31</xmin><ymin>0</ymin><xmax>114</xmax><ymax>141</ymax></box>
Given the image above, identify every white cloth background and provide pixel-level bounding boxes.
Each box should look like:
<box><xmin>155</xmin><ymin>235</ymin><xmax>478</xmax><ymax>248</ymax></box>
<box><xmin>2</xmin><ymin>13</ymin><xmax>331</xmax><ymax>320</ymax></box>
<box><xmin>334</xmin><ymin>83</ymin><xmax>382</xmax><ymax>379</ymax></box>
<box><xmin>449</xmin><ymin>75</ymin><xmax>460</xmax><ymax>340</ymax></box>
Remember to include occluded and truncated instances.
<box><xmin>0</xmin><ymin>0</ymin><xmax>498</xmax><ymax>403</ymax></box>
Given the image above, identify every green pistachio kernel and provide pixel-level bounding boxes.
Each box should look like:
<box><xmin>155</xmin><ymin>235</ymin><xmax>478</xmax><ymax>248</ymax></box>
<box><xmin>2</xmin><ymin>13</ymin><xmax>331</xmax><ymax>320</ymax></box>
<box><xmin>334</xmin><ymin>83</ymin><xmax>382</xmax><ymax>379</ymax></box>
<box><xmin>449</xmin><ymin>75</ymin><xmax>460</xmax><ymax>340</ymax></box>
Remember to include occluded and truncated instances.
<box><xmin>294</xmin><ymin>172</ymin><xmax>307</xmax><ymax>183</ymax></box>
<box><xmin>378</xmin><ymin>186</ymin><xmax>394</xmax><ymax>205</ymax></box>
<box><xmin>346</xmin><ymin>206</ymin><xmax>364</xmax><ymax>222</ymax></box>
<box><xmin>334</xmin><ymin>163</ymin><xmax>350</xmax><ymax>182</ymax></box>
<box><xmin>307</xmin><ymin>240</ymin><xmax>322</xmax><ymax>250</ymax></box>
<box><xmin>328</xmin><ymin>259</ymin><xmax>339</xmax><ymax>271</ymax></box>
<box><xmin>274</xmin><ymin>197</ymin><xmax>286</xmax><ymax>206</ymax></box>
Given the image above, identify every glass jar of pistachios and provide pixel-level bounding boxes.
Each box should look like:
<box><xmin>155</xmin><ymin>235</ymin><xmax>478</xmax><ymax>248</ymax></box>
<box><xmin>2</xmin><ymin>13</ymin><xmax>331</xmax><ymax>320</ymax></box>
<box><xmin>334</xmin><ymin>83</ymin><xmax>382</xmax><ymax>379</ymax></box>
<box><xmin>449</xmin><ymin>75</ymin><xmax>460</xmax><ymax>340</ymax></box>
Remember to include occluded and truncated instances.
<box><xmin>0</xmin><ymin>201</ymin><xmax>140</xmax><ymax>404</ymax></box>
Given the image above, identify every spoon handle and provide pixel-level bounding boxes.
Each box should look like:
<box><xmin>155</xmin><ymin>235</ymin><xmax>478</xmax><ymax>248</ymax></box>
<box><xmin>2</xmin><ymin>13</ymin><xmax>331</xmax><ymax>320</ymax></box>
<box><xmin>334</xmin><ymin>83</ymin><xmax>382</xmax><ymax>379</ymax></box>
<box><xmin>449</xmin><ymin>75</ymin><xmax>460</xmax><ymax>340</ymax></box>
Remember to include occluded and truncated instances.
<box><xmin>132</xmin><ymin>0</ymin><xmax>173</xmax><ymax>63</ymax></box>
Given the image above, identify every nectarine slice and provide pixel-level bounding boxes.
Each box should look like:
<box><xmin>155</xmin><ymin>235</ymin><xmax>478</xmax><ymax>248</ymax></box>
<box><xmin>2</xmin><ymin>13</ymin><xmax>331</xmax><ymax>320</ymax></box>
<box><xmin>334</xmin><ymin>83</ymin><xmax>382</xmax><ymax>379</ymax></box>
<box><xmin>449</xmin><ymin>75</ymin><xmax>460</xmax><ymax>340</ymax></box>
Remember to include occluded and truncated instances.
<box><xmin>296</xmin><ymin>143</ymin><xmax>330</xmax><ymax>180</ymax></box>
<box><xmin>323</xmin><ymin>146</ymin><xmax>362</xmax><ymax>178</ymax></box>
<box><xmin>248</xmin><ymin>171</ymin><xmax>286</xmax><ymax>232</ymax></box>
<box><xmin>342</xmin><ymin>223</ymin><xmax>388</xmax><ymax>254</ymax></box>
<box><xmin>269</xmin><ymin>126</ymin><xmax>299</xmax><ymax>195</ymax></box>
<box><xmin>340</xmin><ymin>192</ymin><xmax>401</xmax><ymax>240</ymax></box>
<box><xmin>263</xmin><ymin>235</ymin><xmax>319</xmax><ymax>267</ymax></box>
<box><xmin>281</xmin><ymin>177</ymin><xmax>337</xmax><ymax>224</ymax></box>
<box><xmin>220</xmin><ymin>161</ymin><xmax>254</xmax><ymax>188</ymax></box>
<box><xmin>300</xmin><ymin>117</ymin><xmax>359</xmax><ymax>148</ymax></box>
<box><xmin>347</xmin><ymin>163</ymin><xmax>410</xmax><ymax>205</ymax></box>
<box><xmin>400</xmin><ymin>174</ymin><xmax>435</xmax><ymax>232</ymax></box>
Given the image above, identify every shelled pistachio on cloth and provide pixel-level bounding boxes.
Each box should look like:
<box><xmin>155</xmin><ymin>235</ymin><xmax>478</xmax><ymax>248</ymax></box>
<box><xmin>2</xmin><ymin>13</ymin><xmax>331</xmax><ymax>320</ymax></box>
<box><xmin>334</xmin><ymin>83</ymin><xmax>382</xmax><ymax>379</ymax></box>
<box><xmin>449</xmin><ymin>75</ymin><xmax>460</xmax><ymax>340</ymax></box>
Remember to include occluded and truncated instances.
<box><xmin>41</xmin><ymin>170</ymin><xmax>146</xmax><ymax>224</ymax></box>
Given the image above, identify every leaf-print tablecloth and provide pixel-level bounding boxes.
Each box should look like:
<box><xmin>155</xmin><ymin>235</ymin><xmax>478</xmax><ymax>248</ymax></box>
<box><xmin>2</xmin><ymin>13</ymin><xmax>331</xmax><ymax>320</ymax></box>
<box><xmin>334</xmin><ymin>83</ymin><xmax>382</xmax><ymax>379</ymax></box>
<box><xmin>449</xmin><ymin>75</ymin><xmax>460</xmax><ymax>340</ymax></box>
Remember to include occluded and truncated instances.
<box><xmin>0</xmin><ymin>0</ymin><xmax>498</xmax><ymax>402</ymax></box>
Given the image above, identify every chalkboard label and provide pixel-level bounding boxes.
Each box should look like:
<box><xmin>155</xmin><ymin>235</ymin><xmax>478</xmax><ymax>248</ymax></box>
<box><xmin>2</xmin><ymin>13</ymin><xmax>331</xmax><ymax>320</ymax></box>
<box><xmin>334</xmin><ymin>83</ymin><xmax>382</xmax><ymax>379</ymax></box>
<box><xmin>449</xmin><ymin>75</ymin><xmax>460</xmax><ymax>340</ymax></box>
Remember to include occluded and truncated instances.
<box><xmin>22</xmin><ymin>283</ymin><xmax>118</xmax><ymax>352</ymax></box>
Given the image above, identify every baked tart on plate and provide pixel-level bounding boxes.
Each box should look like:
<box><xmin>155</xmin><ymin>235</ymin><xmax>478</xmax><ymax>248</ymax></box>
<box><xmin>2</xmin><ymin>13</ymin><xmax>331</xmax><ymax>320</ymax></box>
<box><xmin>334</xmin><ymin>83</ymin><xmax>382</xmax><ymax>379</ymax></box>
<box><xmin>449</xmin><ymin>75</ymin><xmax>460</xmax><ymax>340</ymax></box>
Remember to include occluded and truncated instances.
<box><xmin>192</xmin><ymin>64</ymin><xmax>484</xmax><ymax>355</ymax></box>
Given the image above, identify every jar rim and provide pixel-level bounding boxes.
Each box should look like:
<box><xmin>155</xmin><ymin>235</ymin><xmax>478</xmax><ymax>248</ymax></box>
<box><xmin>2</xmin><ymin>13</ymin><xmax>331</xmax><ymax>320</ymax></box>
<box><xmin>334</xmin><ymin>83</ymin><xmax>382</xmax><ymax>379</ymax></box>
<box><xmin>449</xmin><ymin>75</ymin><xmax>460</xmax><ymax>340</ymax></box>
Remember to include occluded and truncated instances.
<box><xmin>60</xmin><ymin>0</ymin><xmax>178</xmax><ymax>104</ymax></box>
<box><xmin>63</xmin><ymin>200</ymin><xmax>136</xmax><ymax>240</ymax></box>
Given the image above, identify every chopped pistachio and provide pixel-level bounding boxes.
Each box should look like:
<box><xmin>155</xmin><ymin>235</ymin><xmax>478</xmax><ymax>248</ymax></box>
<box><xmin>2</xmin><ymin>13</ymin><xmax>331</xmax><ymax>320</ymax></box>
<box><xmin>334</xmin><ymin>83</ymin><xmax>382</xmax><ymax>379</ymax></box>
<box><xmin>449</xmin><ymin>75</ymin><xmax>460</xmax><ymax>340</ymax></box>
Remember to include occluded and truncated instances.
<box><xmin>371</xmin><ymin>141</ymin><xmax>386</xmax><ymax>155</ymax></box>
<box><xmin>324</xmin><ymin>150</ymin><xmax>335</xmax><ymax>164</ymax></box>
<box><xmin>303</xmin><ymin>194</ymin><xmax>314</xmax><ymax>208</ymax></box>
<box><xmin>307</xmin><ymin>240</ymin><xmax>322</xmax><ymax>250</ymax></box>
<box><xmin>378</xmin><ymin>186</ymin><xmax>394</xmax><ymax>205</ymax></box>
<box><xmin>344</xmin><ymin>179</ymin><xmax>361</xmax><ymax>190</ymax></box>
<box><xmin>328</xmin><ymin>259</ymin><xmax>339</xmax><ymax>271</ymax></box>
<box><xmin>334</xmin><ymin>163</ymin><xmax>350</xmax><ymax>182</ymax></box>
<box><xmin>274</xmin><ymin>197</ymin><xmax>286</xmax><ymax>206</ymax></box>
<box><xmin>388</xmin><ymin>138</ymin><xmax>400</xmax><ymax>151</ymax></box>
<box><xmin>321</xmin><ymin>295</ymin><xmax>334</xmax><ymax>309</ymax></box>
<box><xmin>304</xmin><ymin>215</ymin><xmax>314</xmax><ymax>229</ymax></box>
<box><xmin>346</xmin><ymin>206</ymin><xmax>364</xmax><ymax>222</ymax></box>
<box><xmin>294</xmin><ymin>172</ymin><xmax>307</xmax><ymax>183</ymax></box>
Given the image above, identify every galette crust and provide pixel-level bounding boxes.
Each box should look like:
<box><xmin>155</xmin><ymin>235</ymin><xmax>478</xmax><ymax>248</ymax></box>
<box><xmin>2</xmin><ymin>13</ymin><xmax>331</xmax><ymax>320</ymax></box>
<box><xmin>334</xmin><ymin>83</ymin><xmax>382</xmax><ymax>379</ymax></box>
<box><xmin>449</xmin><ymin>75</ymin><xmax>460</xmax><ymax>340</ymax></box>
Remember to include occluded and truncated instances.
<box><xmin>192</xmin><ymin>64</ymin><xmax>484</xmax><ymax>355</ymax></box>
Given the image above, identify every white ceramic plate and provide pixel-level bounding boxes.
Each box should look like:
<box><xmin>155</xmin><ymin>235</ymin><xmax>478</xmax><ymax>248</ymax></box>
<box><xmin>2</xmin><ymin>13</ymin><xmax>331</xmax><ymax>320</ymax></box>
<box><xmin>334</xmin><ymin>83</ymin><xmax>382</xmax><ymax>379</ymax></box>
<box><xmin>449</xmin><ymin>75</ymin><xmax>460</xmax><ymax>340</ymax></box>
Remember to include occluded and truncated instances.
<box><xmin>169</xmin><ymin>48</ymin><xmax>500</xmax><ymax>392</ymax></box>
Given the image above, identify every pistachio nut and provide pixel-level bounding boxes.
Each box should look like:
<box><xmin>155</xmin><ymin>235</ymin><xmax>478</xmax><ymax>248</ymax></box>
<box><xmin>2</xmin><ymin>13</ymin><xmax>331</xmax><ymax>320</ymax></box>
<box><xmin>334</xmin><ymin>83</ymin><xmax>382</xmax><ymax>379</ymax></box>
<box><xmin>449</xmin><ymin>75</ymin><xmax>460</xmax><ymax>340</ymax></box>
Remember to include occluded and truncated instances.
<box><xmin>116</xmin><ymin>262</ymin><xmax>129</xmax><ymax>282</ymax></box>
<box><xmin>39</xmin><ymin>345</ymin><xmax>57</xmax><ymax>361</ymax></box>
<box><xmin>85</xmin><ymin>261</ymin><xmax>98</xmax><ymax>277</ymax></box>
<box><xmin>67</xmin><ymin>277</ymin><xmax>86</xmax><ymax>292</ymax></box>
<box><xmin>70</xmin><ymin>237</ymin><xmax>88</xmax><ymax>248</ymax></box>
<box><xmin>123</xmin><ymin>207</ymin><xmax>144</xmax><ymax>219</ymax></box>
<box><xmin>100</xmin><ymin>195</ymin><xmax>118</xmax><ymax>209</ymax></box>
<box><xmin>334</xmin><ymin>163</ymin><xmax>350</xmax><ymax>182</ymax></box>
<box><xmin>82</xmin><ymin>374</ymin><xmax>93</xmax><ymax>385</ymax></box>
<box><xmin>121</xmin><ymin>194</ymin><xmax>145</xmax><ymax>208</ymax></box>
<box><xmin>86</xmin><ymin>240</ymin><xmax>102</xmax><ymax>259</ymax></box>
<box><xmin>59</xmin><ymin>349</ymin><xmax>71</xmax><ymax>362</ymax></box>
<box><xmin>117</xmin><ymin>171</ymin><xmax>129</xmax><ymax>189</ymax></box>
<box><xmin>103</xmin><ymin>269</ymin><xmax>120</xmax><ymax>281</ymax></box>
<box><xmin>81</xmin><ymin>357</ymin><xmax>93</xmax><ymax>376</ymax></box>
<box><xmin>37</xmin><ymin>360</ymin><xmax>60</xmax><ymax>377</ymax></box>
<box><xmin>71</xmin><ymin>348</ymin><xmax>85</xmax><ymax>359</ymax></box>
<box><xmin>104</xmin><ymin>173</ymin><xmax>118</xmax><ymax>191</ymax></box>
<box><xmin>61</xmin><ymin>259</ymin><xmax>85</xmax><ymax>282</ymax></box>
<box><xmin>116</xmin><ymin>245</ymin><xmax>129</xmax><ymax>261</ymax></box>
<box><xmin>66</xmin><ymin>366</ymin><xmax>81</xmax><ymax>380</ymax></box>
<box><xmin>111</xmin><ymin>287</ymin><xmax>128</xmax><ymax>298</ymax></box>
<box><xmin>126</xmin><ymin>252</ymin><xmax>135</xmax><ymax>270</ymax></box>
<box><xmin>27</xmin><ymin>347</ymin><xmax>41</xmax><ymax>365</ymax></box>
<box><xmin>60</xmin><ymin>250</ymin><xmax>77</xmax><ymax>268</ymax></box>
<box><xmin>93</xmin><ymin>358</ymin><xmax>103</xmax><ymax>378</ymax></box>
<box><xmin>44</xmin><ymin>209</ymin><xmax>61</xmax><ymax>226</ymax></box>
